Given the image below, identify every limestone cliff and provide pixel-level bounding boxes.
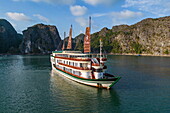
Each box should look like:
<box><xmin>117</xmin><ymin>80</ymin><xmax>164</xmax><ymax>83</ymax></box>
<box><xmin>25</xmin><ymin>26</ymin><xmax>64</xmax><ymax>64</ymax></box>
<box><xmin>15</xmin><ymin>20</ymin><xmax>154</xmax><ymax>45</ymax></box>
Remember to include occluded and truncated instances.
<box><xmin>20</xmin><ymin>24</ymin><xmax>61</xmax><ymax>54</ymax></box>
<box><xmin>89</xmin><ymin>16</ymin><xmax>170</xmax><ymax>55</ymax></box>
<box><xmin>73</xmin><ymin>33</ymin><xmax>84</xmax><ymax>51</ymax></box>
<box><xmin>60</xmin><ymin>33</ymin><xmax>84</xmax><ymax>51</ymax></box>
<box><xmin>1</xmin><ymin>16</ymin><xmax>170</xmax><ymax>55</ymax></box>
<box><xmin>0</xmin><ymin>19</ymin><xmax>22</xmax><ymax>53</ymax></box>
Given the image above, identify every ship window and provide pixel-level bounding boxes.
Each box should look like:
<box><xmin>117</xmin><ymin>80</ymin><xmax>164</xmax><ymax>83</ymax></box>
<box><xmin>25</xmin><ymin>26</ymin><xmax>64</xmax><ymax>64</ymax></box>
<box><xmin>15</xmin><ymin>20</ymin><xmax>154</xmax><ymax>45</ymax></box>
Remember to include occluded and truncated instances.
<box><xmin>80</xmin><ymin>63</ymin><xmax>83</xmax><ymax>67</ymax></box>
<box><xmin>70</xmin><ymin>62</ymin><xmax>73</xmax><ymax>66</ymax></box>
<box><xmin>75</xmin><ymin>63</ymin><xmax>78</xmax><ymax>67</ymax></box>
<box><xmin>82</xmin><ymin>63</ymin><xmax>88</xmax><ymax>68</ymax></box>
<box><xmin>94</xmin><ymin>69</ymin><xmax>103</xmax><ymax>72</ymax></box>
<box><xmin>75</xmin><ymin>71</ymin><xmax>79</xmax><ymax>76</ymax></box>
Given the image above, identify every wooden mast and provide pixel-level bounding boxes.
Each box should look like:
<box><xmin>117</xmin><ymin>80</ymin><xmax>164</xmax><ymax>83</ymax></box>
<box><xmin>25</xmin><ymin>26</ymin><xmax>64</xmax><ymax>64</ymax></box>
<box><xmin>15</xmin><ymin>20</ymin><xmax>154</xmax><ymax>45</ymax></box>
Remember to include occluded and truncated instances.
<box><xmin>66</xmin><ymin>25</ymin><xmax>72</xmax><ymax>50</ymax></box>
<box><xmin>100</xmin><ymin>38</ymin><xmax>103</xmax><ymax>64</ymax></box>
<box><xmin>62</xmin><ymin>32</ymin><xmax>66</xmax><ymax>50</ymax></box>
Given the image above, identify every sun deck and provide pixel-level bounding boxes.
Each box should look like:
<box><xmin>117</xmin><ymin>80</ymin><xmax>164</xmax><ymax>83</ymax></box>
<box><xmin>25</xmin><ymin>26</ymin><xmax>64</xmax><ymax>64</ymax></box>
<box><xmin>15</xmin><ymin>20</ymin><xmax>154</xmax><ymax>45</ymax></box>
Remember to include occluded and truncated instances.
<box><xmin>52</xmin><ymin>50</ymin><xmax>91</xmax><ymax>60</ymax></box>
<box><xmin>52</xmin><ymin>50</ymin><xmax>107</xmax><ymax>59</ymax></box>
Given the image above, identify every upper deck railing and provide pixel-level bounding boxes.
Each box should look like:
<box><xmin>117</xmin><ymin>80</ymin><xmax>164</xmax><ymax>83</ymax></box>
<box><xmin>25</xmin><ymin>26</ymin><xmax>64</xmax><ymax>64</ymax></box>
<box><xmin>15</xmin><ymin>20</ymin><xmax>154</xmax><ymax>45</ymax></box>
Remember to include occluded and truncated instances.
<box><xmin>55</xmin><ymin>56</ymin><xmax>91</xmax><ymax>61</ymax></box>
<box><xmin>53</xmin><ymin>50</ymin><xmax>107</xmax><ymax>60</ymax></box>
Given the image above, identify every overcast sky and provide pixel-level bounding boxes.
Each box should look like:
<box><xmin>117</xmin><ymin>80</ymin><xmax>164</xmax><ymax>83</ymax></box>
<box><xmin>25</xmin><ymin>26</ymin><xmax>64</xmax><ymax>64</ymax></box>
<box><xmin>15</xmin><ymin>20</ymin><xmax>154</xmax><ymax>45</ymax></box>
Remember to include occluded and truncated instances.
<box><xmin>0</xmin><ymin>0</ymin><xmax>169</xmax><ymax>38</ymax></box>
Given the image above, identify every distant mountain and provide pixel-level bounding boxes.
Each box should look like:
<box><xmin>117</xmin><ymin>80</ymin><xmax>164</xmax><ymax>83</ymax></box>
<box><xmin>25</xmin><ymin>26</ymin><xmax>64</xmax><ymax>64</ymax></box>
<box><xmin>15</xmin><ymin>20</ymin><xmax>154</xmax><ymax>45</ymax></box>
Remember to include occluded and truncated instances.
<box><xmin>74</xmin><ymin>16</ymin><xmax>170</xmax><ymax>55</ymax></box>
<box><xmin>59</xmin><ymin>33</ymin><xmax>84</xmax><ymax>51</ymax></box>
<box><xmin>0</xmin><ymin>19</ymin><xmax>22</xmax><ymax>54</ymax></box>
<box><xmin>1</xmin><ymin>16</ymin><xmax>169</xmax><ymax>55</ymax></box>
<box><xmin>19</xmin><ymin>24</ymin><xmax>61</xmax><ymax>54</ymax></box>
<box><xmin>73</xmin><ymin>33</ymin><xmax>85</xmax><ymax>51</ymax></box>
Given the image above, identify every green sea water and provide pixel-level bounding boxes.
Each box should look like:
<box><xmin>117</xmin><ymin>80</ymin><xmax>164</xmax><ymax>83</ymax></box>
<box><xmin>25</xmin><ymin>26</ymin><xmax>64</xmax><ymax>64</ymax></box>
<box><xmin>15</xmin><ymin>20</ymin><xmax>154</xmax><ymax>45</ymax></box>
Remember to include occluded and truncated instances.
<box><xmin>0</xmin><ymin>55</ymin><xmax>170</xmax><ymax>113</ymax></box>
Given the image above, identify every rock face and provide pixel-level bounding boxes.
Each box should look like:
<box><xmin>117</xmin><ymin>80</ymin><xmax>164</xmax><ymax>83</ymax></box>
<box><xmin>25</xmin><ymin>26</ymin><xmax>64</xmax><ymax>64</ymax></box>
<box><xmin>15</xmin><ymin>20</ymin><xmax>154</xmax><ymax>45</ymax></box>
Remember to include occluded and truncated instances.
<box><xmin>60</xmin><ymin>33</ymin><xmax>85</xmax><ymax>51</ymax></box>
<box><xmin>88</xmin><ymin>16</ymin><xmax>170</xmax><ymax>55</ymax></box>
<box><xmin>20</xmin><ymin>24</ymin><xmax>61</xmax><ymax>54</ymax></box>
<box><xmin>73</xmin><ymin>33</ymin><xmax>84</xmax><ymax>51</ymax></box>
<box><xmin>1</xmin><ymin>16</ymin><xmax>169</xmax><ymax>55</ymax></box>
<box><xmin>0</xmin><ymin>19</ymin><xmax>22</xmax><ymax>53</ymax></box>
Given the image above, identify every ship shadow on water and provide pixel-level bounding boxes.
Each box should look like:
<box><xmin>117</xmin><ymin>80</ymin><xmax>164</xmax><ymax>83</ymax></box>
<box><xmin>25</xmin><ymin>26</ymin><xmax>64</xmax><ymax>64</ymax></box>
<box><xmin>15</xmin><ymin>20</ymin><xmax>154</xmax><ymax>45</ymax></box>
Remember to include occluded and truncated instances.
<box><xmin>50</xmin><ymin>70</ymin><xmax>121</xmax><ymax>113</ymax></box>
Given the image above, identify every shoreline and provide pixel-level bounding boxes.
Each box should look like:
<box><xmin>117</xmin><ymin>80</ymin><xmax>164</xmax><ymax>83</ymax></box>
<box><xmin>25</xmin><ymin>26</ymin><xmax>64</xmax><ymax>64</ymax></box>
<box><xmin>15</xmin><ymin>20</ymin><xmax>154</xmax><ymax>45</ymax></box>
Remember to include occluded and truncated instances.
<box><xmin>0</xmin><ymin>53</ymin><xmax>170</xmax><ymax>57</ymax></box>
<box><xmin>0</xmin><ymin>53</ymin><xmax>49</xmax><ymax>55</ymax></box>
<box><xmin>108</xmin><ymin>53</ymin><xmax>170</xmax><ymax>57</ymax></box>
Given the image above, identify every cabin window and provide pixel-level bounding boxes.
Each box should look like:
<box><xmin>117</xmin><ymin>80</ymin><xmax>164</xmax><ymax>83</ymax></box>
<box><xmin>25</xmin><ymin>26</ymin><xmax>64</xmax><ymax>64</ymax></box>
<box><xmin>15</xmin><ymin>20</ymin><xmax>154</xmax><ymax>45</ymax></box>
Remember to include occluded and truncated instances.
<box><xmin>70</xmin><ymin>69</ymin><xmax>72</xmax><ymax>73</ymax></box>
<box><xmin>65</xmin><ymin>68</ymin><xmax>67</xmax><ymax>71</ymax></box>
<box><xmin>70</xmin><ymin>62</ymin><xmax>73</xmax><ymax>66</ymax></box>
<box><xmin>75</xmin><ymin>63</ymin><xmax>78</xmax><ymax>67</ymax></box>
<box><xmin>95</xmin><ymin>69</ymin><xmax>103</xmax><ymax>72</ymax></box>
<box><xmin>82</xmin><ymin>63</ymin><xmax>88</xmax><ymax>68</ymax></box>
<box><xmin>58</xmin><ymin>60</ymin><xmax>62</xmax><ymax>63</ymax></box>
<box><xmin>75</xmin><ymin>71</ymin><xmax>80</xmax><ymax>76</ymax></box>
<box><xmin>80</xmin><ymin>63</ymin><xmax>83</xmax><ymax>67</ymax></box>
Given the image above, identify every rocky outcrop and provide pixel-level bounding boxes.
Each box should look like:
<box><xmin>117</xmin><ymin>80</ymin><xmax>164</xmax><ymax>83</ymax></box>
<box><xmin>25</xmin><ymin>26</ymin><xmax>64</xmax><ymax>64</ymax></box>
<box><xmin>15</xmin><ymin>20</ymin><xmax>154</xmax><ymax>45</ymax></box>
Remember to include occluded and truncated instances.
<box><xmin>60</xmin><ymin>33</ymin><xmax>85</xmax><ymax>51</ymax></box>
<box><xmin>73</xmin><ymin>33</ymin><xmax>84</xmax><ymax>51</ymax></box>
<box><xmin>0</xmin><ymin>19</ymin><xmax>22</xmax><ymax>53</ymax></box>
<box><xmin>1</xmin><ymin>16</ymin><xmax>169</xmax><ymax>55</ymax></box>
<box><xmin>88</xmin><ymin>16</ymin><xmax>170</xmax><ymax>55</ymax></box>
<box><xmin>20</xmin><ymin>24</ymin><xmax>61</xmax><ymax>54</ymax></box>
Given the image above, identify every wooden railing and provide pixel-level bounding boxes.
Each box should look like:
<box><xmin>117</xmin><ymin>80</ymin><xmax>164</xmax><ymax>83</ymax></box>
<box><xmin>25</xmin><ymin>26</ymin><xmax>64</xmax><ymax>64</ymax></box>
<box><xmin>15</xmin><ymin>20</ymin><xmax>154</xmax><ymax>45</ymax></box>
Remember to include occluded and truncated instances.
<box><xmin>55</xmin><ymin>56</ymin><xmax>91</xmax><ymax>61</ymax></box>
<box><xmin>92</xmin><ymin>63</ymin><xmax>100</xmax><ymax>66</ymax></box>
<box><xmin>58</xmin><ymin>63</ymin><xmax>91</xmax><ymax>70</ymax></box>
<box><xmin>92</xmin><ymin>63</ymin><xmax>104</xmax><ymax>66</ymax></box>
<box><xmin>53</xmin><ymin>64</ymin><xmax>89</xmax><ymax>79</ymax></box>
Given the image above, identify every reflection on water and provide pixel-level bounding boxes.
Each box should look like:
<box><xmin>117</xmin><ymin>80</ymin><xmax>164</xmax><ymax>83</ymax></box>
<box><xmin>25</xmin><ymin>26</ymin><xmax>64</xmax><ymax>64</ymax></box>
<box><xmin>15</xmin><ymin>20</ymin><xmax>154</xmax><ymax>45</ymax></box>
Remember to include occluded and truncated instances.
<box><xmin>50</xmin><ymin>70</ymin><xmax>121</xmax><ymax>113</ymax></box>
<box><xmin>0</xmin><ymin>55</ymin><xmax>170</xmax><ymax>113</ymax></box>
<box><xmin>21</xmin><ymin>55</ymin><xmax>51</xmax><ymax>70</ymax></box>
<box><xmin>0</xmin><ymin>55</ymin><xmax>52</xmax><ymax>113</ymax></box>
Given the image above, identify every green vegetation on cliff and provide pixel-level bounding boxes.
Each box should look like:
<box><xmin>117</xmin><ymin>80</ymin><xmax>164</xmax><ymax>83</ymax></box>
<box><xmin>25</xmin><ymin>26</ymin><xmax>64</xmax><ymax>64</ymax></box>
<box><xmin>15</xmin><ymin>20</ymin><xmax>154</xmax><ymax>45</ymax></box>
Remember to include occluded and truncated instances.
<box><xmin>130</xmin><ymin>42</ymin><xmax>143</xmax><ymax>54</ymax></box>
<box><xmin>74</xmin><ymin>16</ymin><xmax>170</xmax><ymax>55</ymax></box>
<box><xmin>1</xmin><ymin>16</ymin><xmax>170</xmax><ymax>55</ymax></box>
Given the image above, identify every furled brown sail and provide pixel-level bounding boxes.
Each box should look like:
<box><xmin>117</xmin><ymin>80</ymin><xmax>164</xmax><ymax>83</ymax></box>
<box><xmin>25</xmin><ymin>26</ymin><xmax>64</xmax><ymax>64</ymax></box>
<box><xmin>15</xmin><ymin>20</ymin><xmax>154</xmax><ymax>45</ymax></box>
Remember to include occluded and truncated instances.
<box><xmin>84</xmin><ymin>27</ymin><xmax>91</xmax><ymax>53</ymax></box>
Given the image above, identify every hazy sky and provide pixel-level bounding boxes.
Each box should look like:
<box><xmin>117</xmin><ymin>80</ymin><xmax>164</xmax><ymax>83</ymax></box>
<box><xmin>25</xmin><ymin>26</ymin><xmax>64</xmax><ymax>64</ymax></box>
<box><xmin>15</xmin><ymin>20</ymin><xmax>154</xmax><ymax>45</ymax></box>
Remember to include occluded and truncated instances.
<box><xmin>0</xmin><ymin>0</ymin><xmax>169</xmax><ymax>38</ymax></box>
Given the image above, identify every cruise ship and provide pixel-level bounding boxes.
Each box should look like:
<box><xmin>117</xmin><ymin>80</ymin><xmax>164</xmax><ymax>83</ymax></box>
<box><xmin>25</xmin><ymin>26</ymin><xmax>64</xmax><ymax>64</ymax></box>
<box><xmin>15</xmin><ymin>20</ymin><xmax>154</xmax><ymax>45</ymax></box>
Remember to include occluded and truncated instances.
<box><xmin>50</xmin><ymin>18</ymin><xmax>121</xmax><ymax>89</ymax></box>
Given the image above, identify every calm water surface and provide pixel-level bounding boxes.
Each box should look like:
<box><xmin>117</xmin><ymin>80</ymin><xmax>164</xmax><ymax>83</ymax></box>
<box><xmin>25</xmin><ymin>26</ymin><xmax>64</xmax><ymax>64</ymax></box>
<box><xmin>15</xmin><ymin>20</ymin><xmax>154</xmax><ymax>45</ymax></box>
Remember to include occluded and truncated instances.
<box><xmin>0</xmin><ymin>55</ymin><xmax>170</xmax><ymax>113</ymax></box>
